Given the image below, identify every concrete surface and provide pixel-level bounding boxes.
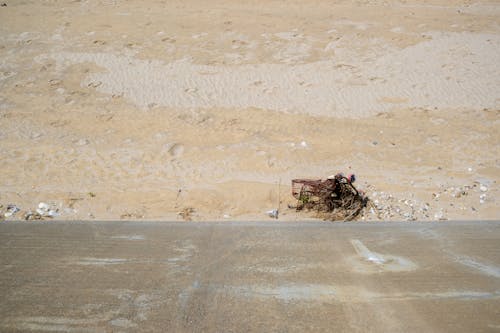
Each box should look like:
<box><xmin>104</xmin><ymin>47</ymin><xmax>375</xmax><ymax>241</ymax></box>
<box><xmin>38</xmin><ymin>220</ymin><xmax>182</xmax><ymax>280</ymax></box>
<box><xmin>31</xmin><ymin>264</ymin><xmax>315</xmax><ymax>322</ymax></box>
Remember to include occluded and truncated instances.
<box><xmin>0</xmin><ymin>221</ymin><xmax>499</xmax><ymax>332</ymax></box>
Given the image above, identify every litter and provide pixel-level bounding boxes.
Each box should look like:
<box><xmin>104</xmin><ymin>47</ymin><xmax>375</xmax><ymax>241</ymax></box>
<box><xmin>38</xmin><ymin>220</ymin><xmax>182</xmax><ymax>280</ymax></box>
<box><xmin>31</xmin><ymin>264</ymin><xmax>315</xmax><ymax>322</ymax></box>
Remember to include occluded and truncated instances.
<box><xmin>290</xmin><ymin>173</ymin><xmax>368</xmax><ymax>221</ymax></box>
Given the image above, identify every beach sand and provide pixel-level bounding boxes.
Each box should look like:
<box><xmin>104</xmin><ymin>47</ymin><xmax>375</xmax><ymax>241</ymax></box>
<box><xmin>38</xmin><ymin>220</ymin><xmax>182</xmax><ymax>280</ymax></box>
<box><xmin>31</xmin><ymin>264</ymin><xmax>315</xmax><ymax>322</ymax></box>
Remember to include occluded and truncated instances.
<box><xmin>0</xmin><ymin>0</ymin><xmax>498</xmax><ymax>221</ymax></box>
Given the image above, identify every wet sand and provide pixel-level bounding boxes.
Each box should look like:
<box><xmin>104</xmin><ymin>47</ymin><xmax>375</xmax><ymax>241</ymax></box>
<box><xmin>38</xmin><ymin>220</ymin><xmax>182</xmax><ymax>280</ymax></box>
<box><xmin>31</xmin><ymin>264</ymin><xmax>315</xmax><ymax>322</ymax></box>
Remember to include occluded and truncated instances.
<box><xmin>0</xmin><ymin>0</ymin><xmax>498</xmax><ymax>221</ymax></box>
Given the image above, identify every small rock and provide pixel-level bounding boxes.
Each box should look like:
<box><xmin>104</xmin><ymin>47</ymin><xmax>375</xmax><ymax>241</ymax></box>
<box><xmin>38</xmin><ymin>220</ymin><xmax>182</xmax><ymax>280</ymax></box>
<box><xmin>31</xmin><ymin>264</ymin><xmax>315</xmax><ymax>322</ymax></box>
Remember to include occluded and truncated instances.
<box><xmin>4</xmin><ymin>204</ymin><xmax>20</xmax><ymax>218</ymax></box>
<box><xmin>479</xmin><ymin>193</ymin><xmax>486</xmax><ymax>204</ymax></box>
<box><xmin>76</xmin><ymin>138</ymin><xmax>89</xmax><ymax>146</ymax></box>
<box><xmin>30</xmin><ymin>132</ymin><xmax>42</xmax><ymax>139</ymax></box>
<box><xmin>266</xmin><ymin>209</ymin><xmax>279</xmax><ymax>219</ymax></box>
<box><xmin>479</xmin><ymin>185</ymin><xmax>488</xmax><ymax>192</ymax></box>
<box><xmin>168</xmin><ymin>143</ymin><xmax>184</xmax><ymax>157</ymax></box>
<box><xmin>24</xmin><ymin>211</ymin><xmax>43</xmax><ymax>221</ymax></box>
<box><xmin>38</xmin><ymin>202</ymin><xmax>49</xmax><ymax>210</ymax></box>
<box><xmin>434</xmin><ymin>210</ymin><xmax>446</xmax><ymax>221</ymax></box>
<box><xmin>36</xmin><ymin>202</ymin><xmax>59</xmax><ymax>218</ymax></box>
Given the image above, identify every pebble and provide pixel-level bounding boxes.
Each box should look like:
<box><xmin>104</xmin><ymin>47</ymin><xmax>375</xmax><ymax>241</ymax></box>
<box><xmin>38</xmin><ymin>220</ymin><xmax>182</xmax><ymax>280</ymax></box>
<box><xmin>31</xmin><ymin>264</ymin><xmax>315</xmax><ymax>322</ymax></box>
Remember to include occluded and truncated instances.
<box><xmin>434</xmin><ymin>210</ymin><xmax>446</xmax><ymax>220</ymax></box>
<box><xmin>479</xmin><ymin>193</ymin><xmax>487</xmax><ymax>204</ymax></box>
<box><xmin>479</xmin><ymin>185</ymin><xmax>488</xmax><ymax>192</ymax></box>
<box><xmin>4</xmin><ymin>204</ymin><xmax>20</xmax><ymax>218</ymax></box>
<box><xmin>30</xmin><ymin>132</ymin><xmax>42</xmax><ymax>139</ymax></box>
<box><xmin>76</xmin><ymin>138</ymin><xmax>89</xmax><ymax>146</ymax></box>
<box><xmin>266</xmin><ymin>209</ymin><xmax>279</xmax><ymax>219</ymax></box>
<box><xmin>24</xmin><ymin>211</ymin><xmax>43</xmax><ymax>221</ymax></box>
<box><xmin>36</xmin><ymin>202</ymin><xmax>59</xmax><ymax>218</ymax></box>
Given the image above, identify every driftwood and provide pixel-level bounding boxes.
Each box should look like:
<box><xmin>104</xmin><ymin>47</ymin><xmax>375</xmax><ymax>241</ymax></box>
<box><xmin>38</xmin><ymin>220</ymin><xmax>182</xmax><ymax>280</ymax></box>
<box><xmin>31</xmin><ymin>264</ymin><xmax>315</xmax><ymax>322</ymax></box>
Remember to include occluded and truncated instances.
<box><xmin>291</xmin><ymin>174</ymin><xmax>368</xmax><ymax>221</ymax></box>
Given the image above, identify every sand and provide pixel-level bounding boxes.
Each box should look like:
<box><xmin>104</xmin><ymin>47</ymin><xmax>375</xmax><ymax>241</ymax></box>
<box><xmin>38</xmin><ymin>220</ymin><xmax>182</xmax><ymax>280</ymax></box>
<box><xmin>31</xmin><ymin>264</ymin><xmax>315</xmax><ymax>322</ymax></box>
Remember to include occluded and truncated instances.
<box><xmin>0</xmin><ymin>0</ymin><xmax>498</xmax><ymax>221</ymax></box>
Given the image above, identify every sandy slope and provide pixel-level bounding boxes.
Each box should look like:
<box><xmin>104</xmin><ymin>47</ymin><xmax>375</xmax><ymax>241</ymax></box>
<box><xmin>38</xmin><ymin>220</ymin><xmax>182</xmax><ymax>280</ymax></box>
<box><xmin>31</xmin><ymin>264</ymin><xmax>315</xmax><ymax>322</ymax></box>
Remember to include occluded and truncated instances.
<box><xmin>0</xmin><ymin>0</ymin><xmax>498</xmax><ymax>221</ymax></box>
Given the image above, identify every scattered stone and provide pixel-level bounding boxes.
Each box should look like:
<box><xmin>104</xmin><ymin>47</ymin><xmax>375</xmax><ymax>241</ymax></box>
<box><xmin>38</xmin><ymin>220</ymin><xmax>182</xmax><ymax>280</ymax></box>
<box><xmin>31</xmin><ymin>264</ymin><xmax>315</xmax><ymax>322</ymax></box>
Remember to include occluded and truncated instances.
<box><xmin>30</xmin><ymin>132</ymin><xmax>42</xmax><ymax>139</ymax></box>
<box><xmin>4</xmin><ymin>204</ymin><xmax>20</xmax><ymax>218</ymax></box>
<box><xmin>48</xmin><ymin>79</ymin><xmax>62</xmax><ymax>86</ymax></box>
<box><xmin>36</xmin><ymin>202</ymin><xmax>59</xmax><ymax>218</ymax></box>
<box><xmin>434</xmin><ymin>210</ymin><xmax>447</xmax><ymax>221</ymax></box>
<box><xmin>24</xmin><ymin>211</ymin><xmax>43</xmax><ymax>220</ymax></box>
<box><xmin>168</xmin><ymin>143</ymin><xmax>185</xmax><ymax>157</ymax></box>
<box><xmin>76</xmin><ymin>138</ymin><xmax>89</xmax><ymax>146</ymax></box>
<box><xmin>479</xmin><ymin>185</ymin><xmax>488</xmax><ymax>192</ymax></box>
<box><xmin>479</xmin><ymin>193</ymin><xmax>487</xmax><ymax>204</ymax></box>
<box><xmin>266</xmin><ymin>209</ymin><xmax>279</xmax><ymax>219</ymax></box>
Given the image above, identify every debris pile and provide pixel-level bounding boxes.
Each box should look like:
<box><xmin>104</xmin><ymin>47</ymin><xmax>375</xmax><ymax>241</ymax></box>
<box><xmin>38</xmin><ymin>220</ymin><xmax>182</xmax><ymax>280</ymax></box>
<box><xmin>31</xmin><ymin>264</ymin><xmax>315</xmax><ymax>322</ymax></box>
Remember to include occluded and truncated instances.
<box><xmin>367</xmin><ymin>188</ymin><xmax>422</xmax><ymax>221</ymax></box>
<box><xmin>24</xmin><ymin>202</ymin><xmax>59</xmax><ymax>220</ymax></box>
<box><xmin>291</xmin><ymin>173</ymin><xmax>369</xmax><ymax>221</ymax></box>
<box><xmin>363</xmin><ymin>178</ymin><xmax>494</xmax><ymax>221</ymax></box>
<box><xmin>1</xmin><ymin>202</ymin><xmax>62</xmax><ymax>221</ymax></box>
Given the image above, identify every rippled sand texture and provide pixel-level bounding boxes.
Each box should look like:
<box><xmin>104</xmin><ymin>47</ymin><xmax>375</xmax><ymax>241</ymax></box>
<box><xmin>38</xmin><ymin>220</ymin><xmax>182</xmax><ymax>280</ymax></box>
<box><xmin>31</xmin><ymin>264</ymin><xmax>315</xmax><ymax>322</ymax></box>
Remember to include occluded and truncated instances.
<box><xmin>0</xmin><ymin>0</ymin><xmax>499</xmax><ymax>220</ymax></box>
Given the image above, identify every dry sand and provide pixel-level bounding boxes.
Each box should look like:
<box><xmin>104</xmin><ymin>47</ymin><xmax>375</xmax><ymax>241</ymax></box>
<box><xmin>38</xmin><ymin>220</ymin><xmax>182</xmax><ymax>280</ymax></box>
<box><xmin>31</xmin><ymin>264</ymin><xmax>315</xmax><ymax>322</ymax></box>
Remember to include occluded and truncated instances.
<box><xmin>0</xmin><ymin>0</ymin><xmax>499</xmax><ymax>221</ymax></box>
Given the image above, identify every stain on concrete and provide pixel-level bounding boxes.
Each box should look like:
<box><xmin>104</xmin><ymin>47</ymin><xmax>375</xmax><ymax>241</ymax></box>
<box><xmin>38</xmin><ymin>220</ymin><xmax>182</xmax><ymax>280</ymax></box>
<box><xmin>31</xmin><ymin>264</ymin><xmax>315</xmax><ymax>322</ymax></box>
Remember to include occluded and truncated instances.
<box><xmin>76</xmin><ymin>258</ymin><xmax>129</xmax><ymax>265</ymax></box>
<box><xmin>349</xmin><ymin>239</ymin><xmax>418</xmax><ymax>273</ymax></box>
<box><xmin>227</xmin><ymin>284</ymin><xmax>337</xmax><ymax>302</ymax></box>
<box><xmin>0</xmin><ymin>316</ymin><xmax>106</xmax><ymax>332</ymax></box>
<box><xmin>223</xmin><ymin>284</ymin><xmax>500</xmax><ymax>303</ymax></box>
<box><xmin>111</xmin><ymin>235</ymin><xmax>146</xmax><ymax>240</ymax></box>
<box><xmin>453</xmin><ymin>255</ymin><xmax>500</xmax><ymax>278</ymax></box>
<box><xmin>110</xmin><ymin>317</ymin><xmax>137</xmax><ymax>328</ymax></box>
